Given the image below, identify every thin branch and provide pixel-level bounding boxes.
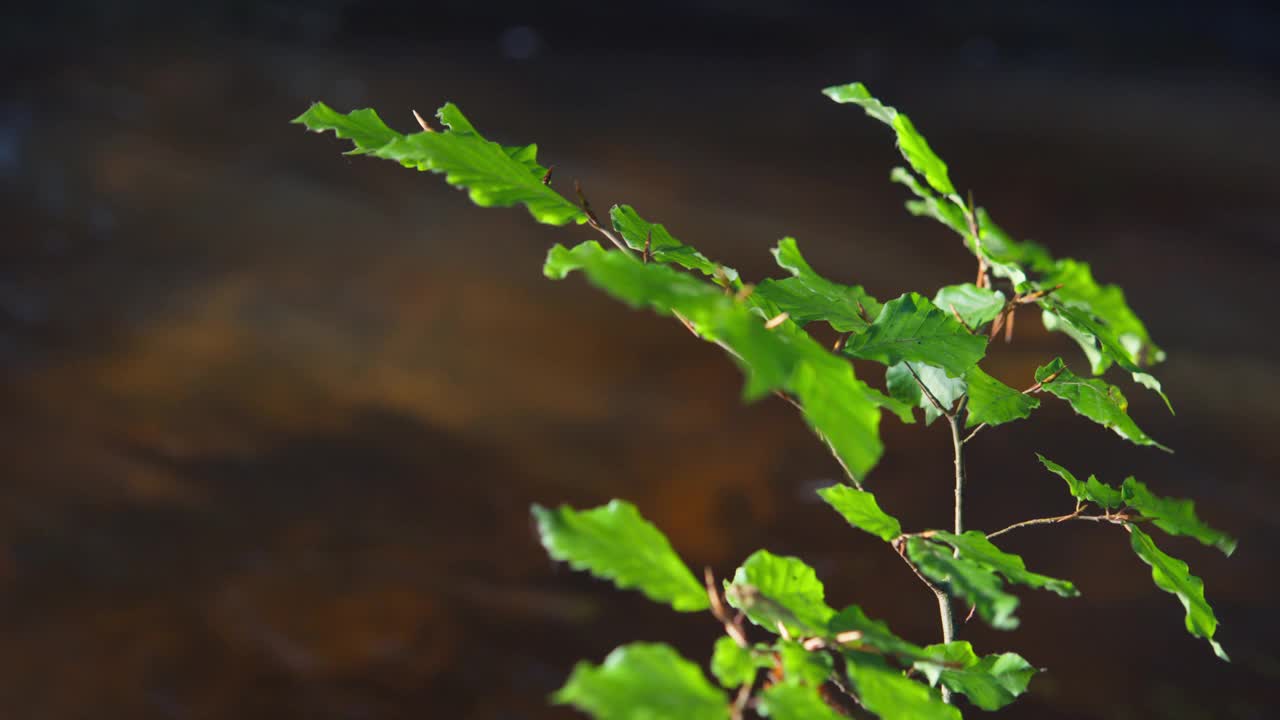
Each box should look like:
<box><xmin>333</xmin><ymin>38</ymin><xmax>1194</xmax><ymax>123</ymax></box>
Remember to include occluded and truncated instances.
<box><xmin>574</xmin><ymin>179</ymin><xmax>635</xmax><ymax>258</ymax></box>
<box><xmin>904</xmin><ymin>362</ymin><xmax>950</xmax><ymax>418</ymax></box>
<box><xmin>949</xmin><ymin>415</ymin><xmax>966</xmax><ymax>536</ymax></box>
<box><xmin>986</xmin><ymin>511</ymin><xmax>1134</xmax><ymax>540</ymax></box>
<box><xmin>892</xmin><ymin>537</ymin><xmax>954</xmax><ymax>702</ymax></box>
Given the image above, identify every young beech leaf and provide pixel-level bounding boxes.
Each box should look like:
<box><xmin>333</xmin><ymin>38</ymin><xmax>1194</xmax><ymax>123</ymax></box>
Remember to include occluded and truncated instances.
<box><xmin>824</xmin><ymin>82</ymin><xmax>956</xmax><ymax>196</ymax></box>
<box><xmin>844</xmin><ymin>653</ymin><xmax>961</xmax><ymax>720</ymax></box>
<box><xmin>964</xmin><ymin>366</ymin><xmax>1039</xmax><ymax>427</ymax></box>
<box><xmin>754</xmin><ymin>237</ymin><xmax>882</xmax><ymax>332</ymax></box>
<box><xmin>294</xmin><ymin>102</ymin><xmax>586</xmax><ymax>225</ymax></box>
<box><xmin>1039</xmin><ymin>301</ymin><xmax>1172</xmax><ymax>412</ymax></box>
<box><xmin>1128</xmin><ymin>525</ymin><xmax>1229</xmax><ymax>661</ymax></box>
<box><xmin>934</xmin><ymin>283</ymin><xmax>1006</xmax><ymax>329</ymax></box>
<box><xmin>890</xmin><ymin>167</ymin><xmax>969</xmax><ymax>236</ymax></box>
<box><xmin>756</xmin><ymin>683</ymin><xmax>844</xmax><ymax>720</ymax></box>
<box><xmin>929</xmin><ymin>530</ymin><xmax>1079</xmax><ymax>598</ymax></box>
<box><xmin>1040</xmin><ymin>258</ymin><xmax>1164</xmax><ymax>366</ymax></box>
<box><xmin>1034</xmin><ymin>454</ymin><xmax>1123</xmax><ymax>509</ymax></box>
<box><xmin>710</xmin><ymin>637</ymin><xmax>766</xmax><ymax>688</ymax></box>
<box><xmin>779</xmin><ymin>640</ymin><xmax>835</xmax><ymax>686</ymax></box>
<box><xmin>545</xmin><ymin>241</ymin><xmax>891</xmax><ymax>481</ymax></box>
<box><xmin>609</xmin><ymin>205</ymin><xmax>739</xmax><ymax>283</ymax></box>
<box><xmin>1035</xmin><ymin>358</ymin><xmax>1169</xmax><ymax>451</ymax></box>
<box><xmin>531</xmin><ymin>501</ymin><xmax>708</xmax><ymax>612</ymax></box>
<box><xmin>553</xmin><ymin>643</ymin><xmax>729</xmax><ymax>720</ymax></box>
<box><xmin>816</xmin><ymin>484</ymin><xmax>902</xmax><ymax>541</ymax></box>
<box><xmin>914</xmin><ymin>641</ymin><xmax>1037</xmax><ymax>711</ymax></box>
<box><xmin>828</xmin><ymin>605</ymin><xmax>931</xmax><ymax>663</ymax></box>
<box><xmin>843</xmin><ymin>293</ymin><xmax>988</xmax><ymax>377</ymax></box>
<box><xmin>1119</xmin><ymin>478</ymin><xmax>1237</xmax><ymax>555</ymax></box>
<box><xmin>725</xmin><ymin>550</ymin><xmax>835</xmax><ymax>637</ymax></box>
<box><xmin>907</xmin><ymin>537</ymin><xmax>1022</xmax><ymax>630</ymax></box>
<box><xmin>886</xmin><ymin>361</ymin><xmax>966</xmax><ymax>425</ymax></box>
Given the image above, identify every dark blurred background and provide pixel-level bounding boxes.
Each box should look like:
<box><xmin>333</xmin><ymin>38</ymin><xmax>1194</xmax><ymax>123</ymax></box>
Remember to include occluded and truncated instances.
<box><xmin>2</xmin><ymin>1</ymin><xmax>1279</xmax><ymax>717</ymax></box>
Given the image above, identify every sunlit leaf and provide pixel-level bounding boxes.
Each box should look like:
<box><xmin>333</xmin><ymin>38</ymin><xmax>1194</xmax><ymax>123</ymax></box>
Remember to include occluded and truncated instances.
<box><xmin>816</xmin><ymin>484</ymin><xmax>902</xmax><ymax>541</ymax></box>
<box><xmin>610</xmin><ymin>204</ymin><xmax>738</xmax><ymax>283</ymax></box>
<box><xmin>886</xmin><ymin>361</ymin><xmax>967</xmax><ymax>425</ymax></box>
<box><xmin>553</xmin><ymin>643</ymin><xmax>729</xmax><ymax>720</ymax></box>
<box><xmin>1121</xmin><ymin>477</ymin><xmax>1237</xmax><ymax>555</ymax></box>
<box><xmin>964</xmin><ymin>366</ymin><xmax>1038</xmax><ymax>427</ymax></box>
<box><xmin>824</xmin><ymin>83</ymin><xmax>956</xmax><ymax>195</ymax></box>
<box><xmin>754</xmin><ymin>237</ymin><xmax>881</xmax><ymax>332</ymax></box>
<box><xmin>844</xmin><ymin>293</ymin><xmax>988</xmax><ymax>378</ymax></box>
<box><xmin>710</xmin><ymin>637</ymin><xmax>764</xmax><ymax>688</ymax></box>
<box><xmin>844</xmin><ymin>653</ymin><xmax>961</xmax><ymax>720</ymax></box>
<box><xmin>756</xmin><ymin>683</ymin><xmax>844</xmax><ymax>720</ymax></box>
<box><xmin>1128</xmin><ymin>525</ymin><xmax>1228</xmax><ymax>661</ymax></box>
<box><xmin>1039</xmin><ymin>300</ymin><xmax>1172</xmax><ymax>412</ymax></box>
<box><xmin>726</xmin><ymin>550</ymin><xmax>835</xmax><ymax>637</ymax></box>
<box><xmin>1034</xmin><ymin>454</ymin><xmax>1123</xmax><ymax>509</ymax></box>
<box><xmin>1040</xmin><ymin>258</ymin><xmax>1163</xmax><ymax>366</ymax></box>
<box><xmin>929</xmin><ymin>530</ymin><xmax>1078</xmax><ymax>598</ymax></box>
<box><xmin>914</xmin><ymin>641</ymin><xmax>1036</xmax><ymax>711</ymax></box>
<box><xmin>934</xmin><ymin>283</ymin><xmax>1006</xmax><ymax>329</ymax></box>
<box><xmin>294</xmin><ymin>101</ymin><xmax>586</xmax><ymax>225</ymax></box>
<box><xmin>828</xmin><ymin>605</ymin><xmax>931</xmax><ymax>663</ymax></box>
<box><xmin>906</xmin><ymin>536</ymin><xmax>1021</xmax><ymax>630</ymax></box>
<box><xmin>532</xmin><ymin>500</ymin><xmax>708</xmax><ymax>612</ymax></box>
<box><xmin>1035</xmin><ymin>358</ymin><xmax>1168</xmax><ymax>451</ymax></box>
<box><xmin>779</xmin><ymin>640</ymin><xmax>835</xmax><ymax>686</ymax></box>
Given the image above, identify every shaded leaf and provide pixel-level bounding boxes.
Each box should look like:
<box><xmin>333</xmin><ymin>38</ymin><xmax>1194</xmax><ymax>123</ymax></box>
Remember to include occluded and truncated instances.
<box><xmin>545</xmin><ymin>241</ymin><xmax>889</xmax><ymax>480</ymax></box>
<box><xmin>295</xmin><ymin>101</ymin><xmax>585</xmax><ymax>225</ymax></box>
<box><xmin>1121</xmin><ymin>477</ymin><xmax>1237</xmax><ymax>556</ymax></box>
<box><xmin>756</xmin><ymin>683</ymin><xmax>844</xmax><ymax>720</ymax></box>
<box><xmin>1040</xmin><ymin>258</ymin><xmax>1164</xmax><ymax>366</ymax></box>
<box><xmin>1035</xmin><ymin>358</ymin><xmax>1168</xmax><ymax>451</ymax></box>
<box><xmin>828</xmin><ymin>605</ymin><xmax>930</xmax><ymax>663</ymax></box>
<box><xmin>934</xmin><ymin>283</ymin><xmax>1006</xmax><ymax>329</ymax></box>
<box><xmin>554</xmin><ymin>643</ymin><xmax>729</xmax><ymax>720</ymax></box>
<box><xmin>844</xmin><ymin>654</ymin><xmax>961</xmax><ymax>720</ymax></box>
<box><xmin>725</xmin><ymin>550</ymin><xmax>835</xmax><ymax>637</ymax></box>
<box><xmin>964</xmin><ymin>366</ymin><xmax>1038</xmax><ymax>427</ymax></box>
<box><xmin>1034</xmin><ymin>454</ymin><xmax>1123</xmax><ymax>509</ymax></box>
<box><xmin>532</xmin><ymin>501</ymin><xmax>708</xmax><ymax>612</ymax></box>
<box><xmin>824</xmin><ymin>83</ymin><xmax>956</xmax><ymax>195</ymax></box>
<box><xmin>755</xmin><ymin>237</ymin><xmax>881</xmax><ymax>332</ymax></box>
<box><xmin>906</xmin><ymin>537</ymin><xmax>1021</xmax><ymax>630</ymax></box>
<box><xmin>929</xmin><ymin>530</ymin><xmax>1079</xmax><ymax>598</ymax></box>
<box><xmin>1039</xmin><ymin>301</ymin><xmax>1172</xmax><ymax>412</ymax></box>
<box><xmin>914</xmin><ymin>641</ymin><xmax>1036</xmax><ymax>711</ymax></box>
<box><xmin>1128</xmin><ymin>526</ymin><xmax>1228</xmax><ymax>660</ymax></box>
<box><xmin>844</xmin><ymin>293</ymin><xmax>988</xmax><ymax>377</ymax></box>
<box><xmin>610</xmin><ymin>205</ymin><xmax>738</xmax><ymax>283</ymax></box>
<box><xmin>886</xmin><ymin>361</ymin><xmax>967</xmax><ymax>425</ymax></box>
<box><xmin>817</xmin><ymin>485</ymin><xmax>902</xmax><ymax>541</ymax></box>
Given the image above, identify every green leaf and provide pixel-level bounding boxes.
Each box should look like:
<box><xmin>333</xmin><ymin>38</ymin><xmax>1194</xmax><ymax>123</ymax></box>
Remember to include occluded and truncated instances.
<box><xmin>1039</xmin><ymin>301</ymin><xmax>1172</xmax><ymax>412</ymax></box>
<box><xmin>891</xmin><ymin>167</ymin><xmax>969</xmax><ymax>236</ymax></box>
<box><xmin>1121</xmin><ymin>477</ymin><xmax>1237</xmax><ymax>556</ymax></box>
<box><xmin>554</xmin><ymin>643</ymin><xmax>729</xmax><ymax>720</ymax></box>
<box><xmin>779</xmin><ymin>640</ymin><xmax>835</xmax><ymax>686</ymax></box>
<box><xmin>824</xmin><ymin>83</ymin><xmax>956</xmax><ymax>195</ymax></box>
<box><xmin>754</xmin><ymin>237</ymin><xmax>881</xmax><ymax>332</ymax></box>
<box><xmin>844</xmin><ymin>293</ymin><xmax>988</xmax><ymax>377</ymax></box>
<box><xmin>1040</xmin><ymin>258</ymin><xmax>1164</xmax><ymax>366</ymax></box>
<box><xmin>964</xmin><ymin>366</ymin><xmax>1038</xmax><ymax>427</ymax></box>
<box><xmin>756</xmin><ymin>683</ymin><xmax>844</xmax><ymax>720</ymax></box>
<box><xmin>710</xmin><ymin>637</ymin><xmax>763</xmax><ymax>688</ymax></box>
<box><xmin>828</xmin><ymin>605</ymin><xmax>931</xmax><ymax>663</ymax></box>
<box><xmin>296</xmin><ymin>101</ymin><xmax>586</xmax><ymax>225</ymax></box>
<box><xmin>1034</xmin><ymin>454</ymin><xmax>1123</xmax><ymax>509</ymax></box>
<box><xmin>934</xmin><ymin>283</ymin><xmax>1006</xmax><ymax>329</ymax></box>
<box><xmin>816</xmin><ymin>485</ymin><xmax>902</xmax><ymax>541</ymax></box>
<box><xmin>1035</xmin><ymin>358</ymin><xmax>1168</xmax><ymax>451</ymax></box>
<box><xmin>531</xmin><ymin>500</ymin><xmax>708</xmax><ymax>612</ymax></box>
<box><xmin>609</xmin><ymin>205</ymin><xmax>738</xmax><ymax>283</ymax></box>
<box><xmin>725</xmin><ymin>550</ymin><xmax>835</xmax><ymax>637</ymax></box>
<box><xmin>929</xmin><ymin>530</ymin><xmax>1079</xmax><ymax>598</ymax></box>
<box><xmin>906</xmin><ymin>537</ymin><xmax>1021</xmax><ymax>630</ymax></box>
<box><xmin>844</xmin><ymin>654</ymin><xmax>961</xmax><ymax>720</ymax></box>
<box><xmin>546</xmin><ymin>241</ymin><xmax>890</xmax><ymax>481</ymax></box>
<box><xmin>886</xmin><ymin>361</ymin><xmax>967</xmax><ymax>425</ymax></box>
<box><xmin>914</xmin><ymin>641</ymin><xmax>1036</xmax><ymax>711</ymax></box>
<box><xmin>1128</xmin><ymin>525</ymin><xmax>1228</xmax><ymax>660</ymax></box>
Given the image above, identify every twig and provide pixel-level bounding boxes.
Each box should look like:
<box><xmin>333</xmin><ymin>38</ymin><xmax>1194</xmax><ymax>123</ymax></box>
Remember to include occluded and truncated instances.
<box><xmin>986</xmin><ymin>511</ymin><xmax>1134</xmax><ymax>540</ymax></box>
<box><xmin>411</xmin><ymin>109</ymin><xmax>434</xmax><ymax>132</ymax></box>
<box><xmin>574</xmin><ymin>179</ymin><xmax>635</xmax><ymax>258</ymax></box>
<box><xmin>891</xmin><ymin>537</ymin><xmax>954</xmax><ymax>694</ymax></box>
<box><xmin>949</xmin><ymin>415</ymin><xmax>966</xmax><ymax>536</ymax></box>
<box><xmin>904</xmin><ymin>362</ymin><xmax>950</xmax><ymax>418</ymax></box>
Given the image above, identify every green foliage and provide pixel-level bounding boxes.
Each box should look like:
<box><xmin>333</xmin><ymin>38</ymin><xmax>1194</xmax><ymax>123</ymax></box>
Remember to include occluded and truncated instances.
<box><xmin>531</xmin><ymin>501</ymin><xmax>708</xmax><ymax>612</ymax></box>
<box><xmin>816</xmin><ymin>484</ymin><xmax>902</xmax><ymax>541</ymax></box>
<box><xmin>1128</xmin><ymin>526</ymin><xmax>1229</xmax><ymax>660</ymax></box>
<box><xmin>725</xmin><ymin>551</ymin><xmax>835</xmax><ymax>636</ymax></box>
<box><xmin>843</xmin><ymin>293</ymin><xmax>988</xmax><ymax>377</ymax></box>
<box><xmin>554</xmin><ymin>643</ymin><xmax>728</xmax><ymax>720</ymax></box>
<box><xmin>302</xmin><ymin>79</ymin><xmax>1236</xmax><ymax>719</ymax></box>
<box><xmin>755</xmin><ymin>237</ymin><xmax>881</xmax><ymax>332</ymax></box>
<box><xmin>915</xmin><ymin>642</ymin><xmax>1036</xmax><ymax>711</ymax></box>
<box><xmin>1035</xmin><ymin>358</ymin><xmax>1168</xmax><ymax>450</ymax></box>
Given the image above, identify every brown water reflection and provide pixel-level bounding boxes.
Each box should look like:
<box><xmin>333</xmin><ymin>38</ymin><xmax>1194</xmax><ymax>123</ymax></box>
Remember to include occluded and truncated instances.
<box><xmin>2</xmin><ymin>44</ymin><xmax>1279</xmax><ymax>718</ymax></box>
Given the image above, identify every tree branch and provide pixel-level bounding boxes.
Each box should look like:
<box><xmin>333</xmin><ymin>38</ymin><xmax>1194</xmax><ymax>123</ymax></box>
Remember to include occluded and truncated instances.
<box><xmin>904</xmin><ymin>362</ymin><xmax>950</xmax><ymax>418</ymax></box>
<box><xmin>986</xmin><ymin>511</ymin><xmax>1134</xmax><ymax>540</ymax></box>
